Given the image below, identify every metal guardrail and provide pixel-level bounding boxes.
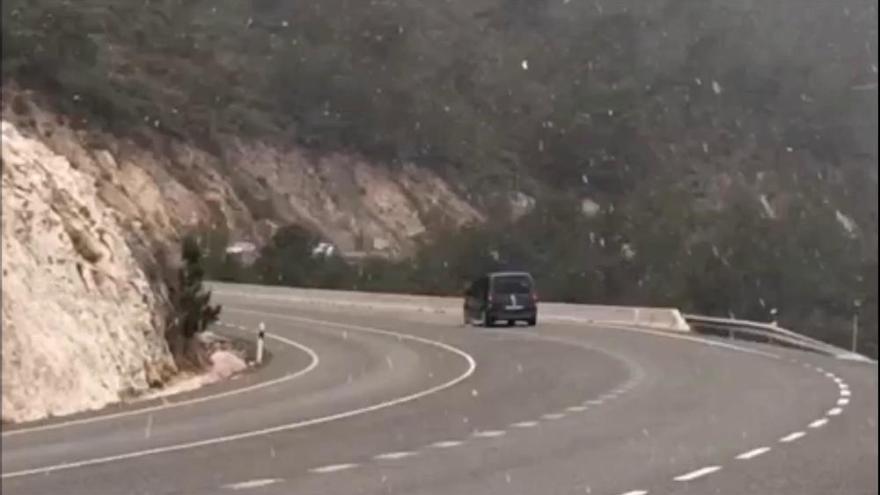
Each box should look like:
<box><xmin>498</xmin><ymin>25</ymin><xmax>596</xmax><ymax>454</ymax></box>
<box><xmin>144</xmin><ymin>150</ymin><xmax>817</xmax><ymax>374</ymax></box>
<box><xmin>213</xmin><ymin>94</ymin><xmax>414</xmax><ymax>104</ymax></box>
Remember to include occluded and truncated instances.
<box><xmin>684</xmin><ymin>314</ymin><xmax>875</xmax><ymax>362</ymax></box>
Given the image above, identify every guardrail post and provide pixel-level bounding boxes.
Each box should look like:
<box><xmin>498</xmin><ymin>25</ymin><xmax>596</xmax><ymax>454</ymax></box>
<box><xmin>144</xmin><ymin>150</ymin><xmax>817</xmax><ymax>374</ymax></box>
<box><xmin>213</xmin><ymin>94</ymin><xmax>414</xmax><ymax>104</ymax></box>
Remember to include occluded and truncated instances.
<box><xmin>256</xmin><ymin>321</ymin><xmax>266</xmax><ymax>365</ymax></box>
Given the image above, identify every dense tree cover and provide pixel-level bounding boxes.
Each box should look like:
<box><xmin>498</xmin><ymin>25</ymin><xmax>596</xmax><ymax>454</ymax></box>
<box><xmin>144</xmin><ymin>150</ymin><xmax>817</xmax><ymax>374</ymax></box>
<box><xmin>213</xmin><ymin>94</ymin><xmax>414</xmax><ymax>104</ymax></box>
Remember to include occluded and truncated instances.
<box><xmin>4</xmin><ymin>0</ymin><xmax>877</xmax><ymax>355</ymax></box>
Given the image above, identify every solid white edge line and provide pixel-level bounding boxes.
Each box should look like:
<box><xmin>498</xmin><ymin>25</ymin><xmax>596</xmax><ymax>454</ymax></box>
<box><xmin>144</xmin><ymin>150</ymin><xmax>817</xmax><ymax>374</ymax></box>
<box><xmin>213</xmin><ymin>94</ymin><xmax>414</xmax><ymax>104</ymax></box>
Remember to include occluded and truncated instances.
<box><xmin>1</xmin><ymin>309</ymin><xmax>477</xmax><ymax>479</ymax></box>
<box><xmin>2</xmin><ymin>323</ymin><xmax>320</xmax><ymax>438</ymax></box>
<box><xmin>736</xmin><ymin>446</ymin><xmax>771</xmax><ymax>460</ymax></box>
<box><xmin>597</xmin><ymin>323</ymin><xmax>781</xmax><ymax>359</ymax></box>
<box><xmin>673</xmin><ymin>465</ymin><xmax>722</xmax><ymax>481</ymax></box>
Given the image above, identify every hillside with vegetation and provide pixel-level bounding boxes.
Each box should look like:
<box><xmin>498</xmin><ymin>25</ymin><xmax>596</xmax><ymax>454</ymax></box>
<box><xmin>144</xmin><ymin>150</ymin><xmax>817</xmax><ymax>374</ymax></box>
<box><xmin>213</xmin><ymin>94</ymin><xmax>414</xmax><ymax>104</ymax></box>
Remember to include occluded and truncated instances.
<box><xmin>3</xmin><ymin>0</ymin><xmax>877</xmax><ymax>355</ymax></box>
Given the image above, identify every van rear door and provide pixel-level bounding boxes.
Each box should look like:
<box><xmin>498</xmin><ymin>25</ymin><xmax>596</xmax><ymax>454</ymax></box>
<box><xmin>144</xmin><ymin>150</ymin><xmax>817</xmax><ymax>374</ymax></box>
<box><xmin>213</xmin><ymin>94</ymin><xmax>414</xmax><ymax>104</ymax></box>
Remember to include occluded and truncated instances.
<box><xmin>490</xmin><ymin>275</ymin><xmax>534</xmax><ymax>309</ymax></box>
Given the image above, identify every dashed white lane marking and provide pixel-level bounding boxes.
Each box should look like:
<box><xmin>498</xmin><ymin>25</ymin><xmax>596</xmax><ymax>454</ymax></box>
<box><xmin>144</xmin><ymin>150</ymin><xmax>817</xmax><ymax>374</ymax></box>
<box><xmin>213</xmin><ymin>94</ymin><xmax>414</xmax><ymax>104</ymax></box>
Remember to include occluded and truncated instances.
<box><xmin>736</xmin><ymin>446</ymin><xmax>772</xmax><ymax>460</ymax></box>
<box><xmin>310</xmin><ymin>463</ymin><xmax>358</xmax><ymax>474</ymax></box>
<box><xmin>374</xmin><ymin>451</ymin><xmax>417</xmax><ymax>461</ymax></box>
<box><xmin>566</xmin><ymin>406</ymin><xmax>588</xmax><ymax>412</ymax></box>
<box><xmin>838</xmin><ymin>398</ymin><xmax>850</xmax><ymax>406</ymax></box>
<box><xmin>2</xmin><ymin>310</ymin><xmax>477</xmax><ymax>479</ymax></box>
<box><xmin>780</xmin><ymin>431</ymin><xmax>806</xmax><ymax>443</ymax></box>
<box><xmin>541</xmin><ymin>413</ymin><xmax>566</xmax><ymax>420</ymax></box>
<box><xmin>673</xmin><ymin>465</ymin><xmax>722</xmax><ymax>481</ymax></box>
<box><xmin>825</xmin><ymin>372</ymin><xmax>836</xmax><ymax>378</ymax></box>
<box><xmin>828</xmin><ymin>407</ymin><xmax>843</xmax><ymax>416</ymax></box>
<box><xmin>430</xmin><ymin>440</ymin><xmax>464</xmax><ymax>449</ymax></box>
<box><xmin>809</xmin><ymin>418</ymin><xmax>829</xmax><ymax>428</ymax></box>
<box><xmin>619</xmin><ymin>491</ymin><xmax>649</xmax><ymax>495</ymax></box>
<box><xmin>840</xmin><ymin>389</ymin><xmax>851</xmax><ymax>397</ymax></box>
<box><xmin>2</xmin><ymin>323</ymin><xmax>321</xmax><ymax>439</ymax></box>
<box><xmin>473</xmin><ymin>430</ymin><xmax>507</xmax><ymax>438</ymax></box>
<box><xmin>222</xmin><ymin>478</ymin><xmax>283</xmax><ymax>490</ymax></box>
<box><xmin>585</xmin><ymin>399</ymin><xmax>604</xmax><ymax>405</ymax></box>
<box><xmin>510</xmin><ymin>421</ymin><xmax>539</xmax><ymax>428</ymax></box>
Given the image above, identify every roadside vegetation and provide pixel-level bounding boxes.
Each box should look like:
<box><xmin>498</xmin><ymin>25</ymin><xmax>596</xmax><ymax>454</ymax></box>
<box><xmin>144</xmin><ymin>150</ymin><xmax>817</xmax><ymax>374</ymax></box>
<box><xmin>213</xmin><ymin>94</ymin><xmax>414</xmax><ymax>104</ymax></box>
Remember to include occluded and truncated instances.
<box><xmin>168</xmin><ymin>235</ymin><xmax>222</xmax><ymax>367</ymax></box>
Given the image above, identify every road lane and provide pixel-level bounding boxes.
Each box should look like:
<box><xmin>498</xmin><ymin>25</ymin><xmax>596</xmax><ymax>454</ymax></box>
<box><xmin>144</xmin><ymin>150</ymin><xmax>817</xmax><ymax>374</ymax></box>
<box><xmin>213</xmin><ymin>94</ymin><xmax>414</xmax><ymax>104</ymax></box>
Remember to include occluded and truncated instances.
<box><xmin>2</xmin><ymin>293</ymin><xmax>876</xmax><ymax>495</ymax></box>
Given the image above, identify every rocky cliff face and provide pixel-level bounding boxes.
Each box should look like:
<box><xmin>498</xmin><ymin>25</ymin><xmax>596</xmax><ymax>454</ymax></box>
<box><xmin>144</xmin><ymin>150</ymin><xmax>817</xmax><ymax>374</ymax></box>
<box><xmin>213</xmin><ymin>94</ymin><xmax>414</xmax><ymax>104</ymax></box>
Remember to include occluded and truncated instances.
<box><xmin>1</xmin><ymin>90</ymin><xmax>483</xmax><ymax>422</ymax></box>
<box><xmin>5</xmin><ymin>89</ymin><xmax>483</xmax><ymax>259</ymax></box>
<box><xmin>1</xmin><ymin>121</ymin><xmax>177</xmax><ymax>423</ymax></box>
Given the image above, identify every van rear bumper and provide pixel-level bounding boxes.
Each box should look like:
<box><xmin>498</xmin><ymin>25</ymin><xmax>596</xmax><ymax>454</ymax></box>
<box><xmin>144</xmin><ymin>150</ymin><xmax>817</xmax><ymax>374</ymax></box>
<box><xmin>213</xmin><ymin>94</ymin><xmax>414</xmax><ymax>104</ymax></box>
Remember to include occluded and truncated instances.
<box><xmin>489</xmin><ymin>306</ymin><xmax>537</xmax><ymax>321</ymax></box>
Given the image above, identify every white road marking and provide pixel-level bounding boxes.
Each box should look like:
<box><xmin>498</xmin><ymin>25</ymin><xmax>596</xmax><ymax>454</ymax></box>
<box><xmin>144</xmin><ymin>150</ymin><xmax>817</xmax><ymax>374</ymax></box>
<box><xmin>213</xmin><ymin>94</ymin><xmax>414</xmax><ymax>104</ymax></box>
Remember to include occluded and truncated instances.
<box><xmin>619</xmin><ymin>491</ymin><xmax>649</xmax><ymax>495</ymax></box>
<box><xmin>840</xmin><ymin>389</ymin><xmax>851</xmax><ymax>397</ymax></box>
<box><xmin>825</xmin><ymin>372</ymin><xmax>836</xmax><ymax>378</ymax></box>
<box><xmin>566</xmin><ymin>406</ymin><xmax>588</xmax><ymax>412</ymax></box>
<box><xmin>310</xmin><ymin>464</ymin><xmax>358</xmax><ymax>474</ymax></box>
<box><xmin>473</xmin><ymin>430</ymin><xmax>507</xmax><ymax>438</ymax></box>
<box><xmin>585</xmin><ymin>399</ymin><xmax>604</xmax><ymax>405</ymax></box>
<box><xmin>838</xmin><ymin>398</ymin><xmax>850</xmax><ymax>406</ymax></box>
<box><xmin>577</xmin><ymin>323</ymin><xmax>780</xmax><ymax>359</ymax></box>
<box><xmin>736</xmin><ymin>446</ymin><xmax>771</xmax><ymax>460</ymax></box>
<box><xmin>809</xmin><ymin>418</ymin><xmax>829</xmax><ymax>428</ymax></box>
<box><xmin>223</xmin><ymin>478</ymin><xmax>283</xmax><ymax>490</ymax></box>
<box><xmin>827</xmin><ymin>407</ymin><xmax>843</xmax><ymax>416</ymax></box>
<box><xmin>541</xmin><ymin>413</ymin><xmax>566</xmax><ymax>420</ymax></box>
<box><xmin>510</xmin><ymin>421</ymin><xmax>539</xmax><ymax>428</ymax></box>
<box><xmin>780</xmin><ymin>431</ymin><xmax>806</xmax><ymax>442</ymax></box>
<box><xmin>430</xmin><ymin>440</ymin><xmax>463</xmax><ymax>449</ymax></box>
<box><xmin>674</xmin><ymin>465</ymin><xmax>722</xmax><ymax>481</ymax></box>
<box><xmin>374</xmin><ymin>451</ymin><xmax>417</xmax><ymax>460</ymax></box>
<box><xmin>1</xmin><ymin>310</ymin><xmax>477</xmax><ymax>479</ymax></box>
<box><xmin>2</xmin><ymin>323</ymin><xmax>320</xmax><ymax>438</ymax></box>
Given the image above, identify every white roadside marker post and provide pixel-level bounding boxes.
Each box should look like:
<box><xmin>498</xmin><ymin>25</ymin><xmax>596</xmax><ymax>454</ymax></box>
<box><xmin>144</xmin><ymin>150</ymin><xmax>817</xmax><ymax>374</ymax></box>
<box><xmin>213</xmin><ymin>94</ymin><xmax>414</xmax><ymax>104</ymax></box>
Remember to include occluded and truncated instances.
<box><xmin>256</xmin><ymin>322</ymin><xmax>266</xmax><ymax>365</ymax></box>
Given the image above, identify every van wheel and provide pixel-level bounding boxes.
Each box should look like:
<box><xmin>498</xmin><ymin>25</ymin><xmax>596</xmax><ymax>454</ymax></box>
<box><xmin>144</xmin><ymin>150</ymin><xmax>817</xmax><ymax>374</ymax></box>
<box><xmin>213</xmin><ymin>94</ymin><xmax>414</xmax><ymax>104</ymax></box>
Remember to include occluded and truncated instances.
<box><xmin>527</xmin><ymin>317</ymin><xmax>537</xmax><ymax>327</ymax></box>
<box><xmin>506</xmin><ymin>320</ymin><xmax>515</xmax><ymax>327</ymax></box>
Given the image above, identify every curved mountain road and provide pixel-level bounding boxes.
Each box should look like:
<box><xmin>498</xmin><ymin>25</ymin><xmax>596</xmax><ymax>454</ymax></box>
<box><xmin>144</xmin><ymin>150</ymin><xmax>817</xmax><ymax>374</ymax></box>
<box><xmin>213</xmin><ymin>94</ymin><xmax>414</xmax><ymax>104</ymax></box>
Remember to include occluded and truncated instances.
<box><xmin>2</xmin><ymin>292</ymin><xmax>876</xmax><ymax>495</ymax></box>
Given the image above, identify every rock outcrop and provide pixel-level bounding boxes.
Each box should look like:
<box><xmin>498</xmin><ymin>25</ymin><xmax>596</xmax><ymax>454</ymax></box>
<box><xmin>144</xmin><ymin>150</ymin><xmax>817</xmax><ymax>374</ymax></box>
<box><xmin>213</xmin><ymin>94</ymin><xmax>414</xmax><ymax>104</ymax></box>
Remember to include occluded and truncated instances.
<box><xmin>1</xmin><ymin>121</ymin><xmax>177</xmax><ymax>423</ymax></box>
<box><xmin>1</xmin><ymin>90</ymin><xmax>484</xmax><ymax>423</ymax></box>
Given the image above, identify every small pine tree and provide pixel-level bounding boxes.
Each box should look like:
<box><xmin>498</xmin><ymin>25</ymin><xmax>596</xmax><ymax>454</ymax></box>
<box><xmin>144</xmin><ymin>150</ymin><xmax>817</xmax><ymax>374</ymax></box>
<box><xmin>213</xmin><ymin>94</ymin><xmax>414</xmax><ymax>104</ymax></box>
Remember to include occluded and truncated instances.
<box><xmin>175</xmin><ymin>235</ymin><xmax>222</xmax><ymax>339</ymax></box>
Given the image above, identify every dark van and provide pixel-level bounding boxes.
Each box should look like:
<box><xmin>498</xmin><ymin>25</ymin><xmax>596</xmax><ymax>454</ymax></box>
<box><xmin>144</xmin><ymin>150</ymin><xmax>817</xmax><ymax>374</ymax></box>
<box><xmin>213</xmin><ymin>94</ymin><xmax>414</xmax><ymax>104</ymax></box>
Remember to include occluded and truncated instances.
<box><xmin>463</xmin><ymin>271</ymin><xmax>538</xmax><ymax>327</ymax></box>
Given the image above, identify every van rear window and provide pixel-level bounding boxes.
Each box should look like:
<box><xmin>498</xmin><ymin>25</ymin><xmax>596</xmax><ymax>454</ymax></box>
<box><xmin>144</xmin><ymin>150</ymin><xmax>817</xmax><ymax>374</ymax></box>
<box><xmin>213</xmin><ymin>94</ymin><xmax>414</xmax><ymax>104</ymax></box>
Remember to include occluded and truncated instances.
<box><xmin>492</xmin><ymin>276</ymin><xmax>532</xmax><ymax>294</ymax></box>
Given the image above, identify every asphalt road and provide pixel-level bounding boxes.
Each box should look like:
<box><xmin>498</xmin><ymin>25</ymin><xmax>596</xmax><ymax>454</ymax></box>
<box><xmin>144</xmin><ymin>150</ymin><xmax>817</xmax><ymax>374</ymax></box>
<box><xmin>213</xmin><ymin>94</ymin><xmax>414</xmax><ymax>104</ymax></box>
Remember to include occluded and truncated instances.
<box><xmin>2</xmin><ymin>293</ymin><xmax>877</xmax><ymax>495</ymax></box>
